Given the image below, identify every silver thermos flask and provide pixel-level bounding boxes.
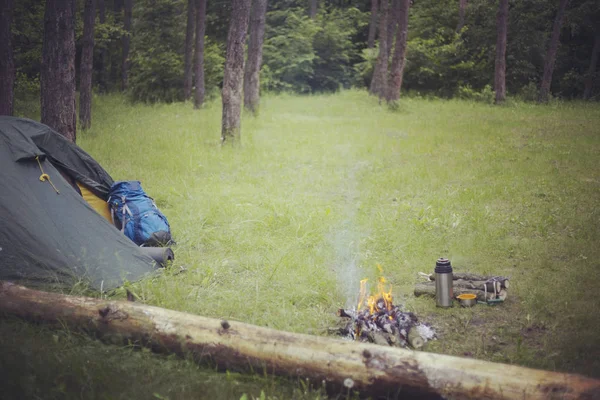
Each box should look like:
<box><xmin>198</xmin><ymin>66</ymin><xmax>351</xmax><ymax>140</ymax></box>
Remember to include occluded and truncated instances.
<box><xmin>435</xmin><ymin>258</ymin><xmax>454</xmax><ymax>307</ymax></box>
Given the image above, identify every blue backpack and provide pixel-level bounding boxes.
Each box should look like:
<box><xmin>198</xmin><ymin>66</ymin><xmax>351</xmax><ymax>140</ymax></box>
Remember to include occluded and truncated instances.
<box><xmin>108</xmin><ymin>181</ymin><xmax>172</xmax><ymax>246</ymax></box>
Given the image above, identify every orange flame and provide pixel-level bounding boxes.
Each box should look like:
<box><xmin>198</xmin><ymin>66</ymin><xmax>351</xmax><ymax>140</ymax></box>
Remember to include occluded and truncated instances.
<box><xmin>357</xmin><ymin>265</ymin><xmax>393</xmax><ymax>314</ymax></box>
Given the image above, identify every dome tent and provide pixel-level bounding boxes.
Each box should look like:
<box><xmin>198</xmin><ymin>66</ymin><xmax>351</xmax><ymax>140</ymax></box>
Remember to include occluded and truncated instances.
<box><xmin>0</xmin><ymin>116</ymin><xmax>158</xmax><ymax>291</ymax></box>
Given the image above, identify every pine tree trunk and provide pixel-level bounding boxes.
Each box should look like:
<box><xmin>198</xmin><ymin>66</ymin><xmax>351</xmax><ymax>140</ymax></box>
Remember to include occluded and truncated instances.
<box><xmin>494</xmin><ymin>0</ymin><xmax>508</xmax><ymax>104</ymax></box>
<box><xmin>0</xmin><ymin>0</ymin><xmax>14</xmax><ymax>116</ymax></box>
<box><xmin>121</xmin><ymin>0</ymin><xmax>132</xmax><ymax>91</ymax></box>
<box><xmin>309</xmin><ymin>0</ymin><xmax>317</xmax><ymax>19</ymax></box>
<box><xmin>97</xmin><ymin>0</ymin><xmax>107</xmax><ymax>93</ymax></box>
<box><xmin>79</xmin><ymin>0</ymin><xmax>96</xmax><ymax>130</ymax></box>
<box><xmin>110</xmin><ymin>0</ymin><xmax>122</xmax><ymax>89</ymax></box>
<box><xmin>243</xmin><ymin>0</ymin><xmax>268</xmax><ymax>115</ymax></box>
<box><xmin>183</xmin><ymin>0</ymin><xmax>195</xmax><ymax>100</ymax></box>
<box><xmin>386</xmin><ymin>0</ymin><xmax>400</xmax><ymax>60</ymax></box>
<box><xmin>41</xmin><ymin>0</ymin><xmax>77</xmax><ymax>142</ymax></box>
<box><xmin>456</xmin><ymin>0</ymin><xmax>467</xmax><ymax>32</ymax></box>
<box><xmin>367</xmin><ymin>0</ymin><xmax>378</xmax><ymax>49</ymax></box>
<box><xmin>538</xmin><ymin>0</ymin><xmax>569</xmax><ymax>103</ymax></box>
<box><xmin>583</xmin><ymin>31</ymin><xmax>600</xmax><ymax>100</ymax></box>
<box><xmin>369</xmin><ymin>0</ymin><xmax>389</xmax><ymax>98</ymax></box>
<box><xmin>221</xmin><ymin>0</ymin><xmax>251</xmax><ymax>143</ymax></box>
<box><xmin>386</xmin><ymin>0</ymin><xmax>409</xmax><ymax>103</ymax></box>
<box><xmin>193</xmin><ymin>0</ymin><xmax>207</xmax><ymax>108</ymax></box>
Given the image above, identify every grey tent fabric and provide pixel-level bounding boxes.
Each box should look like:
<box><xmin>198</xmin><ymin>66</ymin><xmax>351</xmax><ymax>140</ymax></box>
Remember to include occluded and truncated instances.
<box><xmin>0</xmin><ymin>116</ymin><xmax>158</xmax><ymax>291</ymax></box>
<box><xmin>0</xmin><ymin>117</ymin><xmax>114</xmax><ymax>199</ymax></box>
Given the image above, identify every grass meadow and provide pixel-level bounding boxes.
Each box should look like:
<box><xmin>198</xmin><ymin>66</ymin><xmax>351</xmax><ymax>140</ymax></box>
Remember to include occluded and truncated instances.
<box><xmin>1</xmin><ymin>90</ymin><xmax>600</xmax><ymax>399</ymax></box>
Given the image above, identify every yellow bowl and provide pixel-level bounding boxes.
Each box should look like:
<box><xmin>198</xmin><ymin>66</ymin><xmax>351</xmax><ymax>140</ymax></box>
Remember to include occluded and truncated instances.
<box><xmin>457</xmin><ymin>293</ymin><xmax>477</xmax><ymax>307</ymax></box>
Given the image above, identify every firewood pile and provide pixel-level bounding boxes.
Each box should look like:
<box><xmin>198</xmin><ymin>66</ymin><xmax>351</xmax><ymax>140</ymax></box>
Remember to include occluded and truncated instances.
<box><xmin>415</xmin><ymin>272</ymin><xmax>510</xmax><ymax>303</ymax></box>
<box><xmin>336</xmin><ymin>277</ymin><xmax>435</xmax><ymax>349</ymax></box>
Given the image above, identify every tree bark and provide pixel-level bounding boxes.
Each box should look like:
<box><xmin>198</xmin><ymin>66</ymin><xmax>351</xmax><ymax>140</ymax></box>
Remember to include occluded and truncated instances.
<box><xmin>121</xmin><ymin>0</ymin><xmax>132</xmax><ymax>91</ymax></box>
<box><xmin>183</xmin><ymin>0</ymin><xmax>195</xmax><ymax>100</ymax></box>
<box><xmin>79</xmin><ymin>0</ymin><xmax>96</xmax><ymax>130</ymax></box>
<box><xmin>221</xmin><ymin>0</ymin><xmax>251</xmax><ymax>143</ymax></box>
<box><xmin>583</xmin><ymin>31</ymin><xmax>600</xmax><ymax>100</ymax></box>
<box><xmin>243</xmin><ymin>0</ymin><xmax>268</xmax><ymax>115</ymax></box>
<box><xmin>386</xmin><ymin>0</ymin><xmax>410</xmax><ymax>103</ymax></box>
<box><xmin>494</xmin><ymin>0</ymin><xmax>508</xmax><ymax>104</ymax></box>
<box><xmin>386</xmin><ymin>0</ymin><xmax>400</xmax><ymax>60</ymax></box>
<box><xmin>367</xmin><ymin>0</ymin><xmax>378</xmax><ymax>49</ymax></box>
<box><xmin>193</xmin><ymin>0</ymin><xmax>207</xmax><ymax>108</ymax></box>
<box><xmin>456</xmin><ymin>0</ymin><xmax>467</xmax><ymax>32</ymax></box>
<box><xmin>538</xmin><ymin>0</ymin><xmax>569</xmax><ymax>103</ymax></box>
<box><xmin>0</xmin><ymin>0</ymin><xmax>14</xmax><ymax>116</ymax></box>
<box><xmin>110</xmin><ymin>0</ymin><xmax>123</xmax><ymax>88</ymax></box>
<box><xmin>97</xmin><ymin>0</ymin><xmax>107</xmax><ymax>93</ymax></box>
<box><xmin>1</xmin><ymin>281</ymin><xmax>599</xmax><ymax>400</ymax></box>
<box><xmin>369</xmin><ymin>0</ymin><xmax>389</xmax><ymax>98</ymax></box>
<box><xmin>309</xmin><ymin>0</ymin><xmax>317</xmax><ymax>19</ymax></box>
<box><xmin>41</xmin><ymin>0</ymin><xmax>77</xmax><ymax>142</ymax></box>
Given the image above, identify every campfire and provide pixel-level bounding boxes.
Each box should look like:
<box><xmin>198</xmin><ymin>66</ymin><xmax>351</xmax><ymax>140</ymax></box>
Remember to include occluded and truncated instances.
<box><xmin>337</xmin><ymin>268</ymin><xmax>435</xmax><ymax>349</ymax></box>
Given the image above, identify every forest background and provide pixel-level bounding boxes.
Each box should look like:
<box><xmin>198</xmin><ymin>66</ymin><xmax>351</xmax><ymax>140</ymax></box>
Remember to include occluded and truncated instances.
<box><xmin>6</xmin><ymin>0</ymin><xmax>600</xmax><ymax>114</ymax></box>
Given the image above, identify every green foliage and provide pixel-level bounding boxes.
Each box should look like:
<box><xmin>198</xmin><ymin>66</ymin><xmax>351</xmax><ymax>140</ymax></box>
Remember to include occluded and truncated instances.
<box><xmin>261</xmin><ymin>9</ymin><xmax>319</xmax><ymax>93</ymax></box>
<box><xmin>128</xmin><ymin>0</ymin><xmax>186</xmax><ymax>103</ymax></box>
<box><xmin>261</xmin><ymin>7</ymin><xmax>364</xmax><ymax>93</ymax></box>
<box><xmin>309</xmin><ymin>7</ymin><xmax>367</xmax><ymax>92</ymax></box>
<box><xmin>128</xmin><ymin>0</ymin><xmax>224</xmax><ymax>103</ymax></box>
<box><xmin>456</xmin><ymin>83</ymin><xmax>494</xmax><ymax>103</ymax></box>
<box><xmin>353</xmin><ymin>47</ymin><xmax>378</xmax><ymax>88</ymax></box>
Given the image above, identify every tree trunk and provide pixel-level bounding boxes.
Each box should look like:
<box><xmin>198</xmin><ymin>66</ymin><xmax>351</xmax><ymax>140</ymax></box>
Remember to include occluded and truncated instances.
<box><xmin>41</xmin><ymin>0</ymin><xmax>77</xmax><ymax>142</ymax></box>
<box><xmin>538</xmin><ymin>0</ymin><xmax>569</xmax><ymax>103</ymax></box>
<box><xmin>367</xmin><ymin>0</ymin><xmax>378</xmax><ymax>49</ymax></box>
<box><xmin>386</xmin><ymin>0</ymin><xmax>410</xmax><ymax>103</ymax></box>
<box><xmin>79</xmin><ymin>0</ymin><xmax>96</xmax><ymax>130</ymax></box>
<box><xmin>494</xmin><ymin>0</ymin><xmax>508</xmax><ymax>104</ymax></box>
<box><xmin>0</xmin><ymin>0</ymin><xmax>14</xmax><ymax>116</ymax></box>
<box><xmin>121</xmin><ymin>0</ymin><xmax>132</xmax><ymax>91</ymax></box>
<box><xmin>309</xmin><ymin>0</ymin><xmax>317</xmax><ymax>19</ymax></box>
<box><xmin>97</xmin><ymin>0</ymin><xmax>107</xmax><ymax>93</ymax></box>
<box><xmin>456</xmin><ymin>0</ymin><xmax>467</xmax><ymax>32</ymax></box>
<box><xmin>110</xmin><ymin>0</ymin><xmax>122</xmax><ymax>88</ymax></box>
<box><xmin>183</xmin><ymin>0</ymin><xmax>195</xmax><ymax>100</ymax></box>
<box><xmin>243</xmin><ymin>0</ymin><xmax>268</xmax><ymax>115</ymax></box>
<box><xmin>369</xmin><ymin>0</ymin><xmax>389</xmax><ymax>98</ymax></box>
<box><xmin>583</xmin><ymin>31</ymin><xmax>600</xmax><ymax>100</ymax></box>
<box><xmin>386</xmin><ymin>0</ymin><xmax>400</xmax><ymax>60</ymax></box>
<box><xmin>1</xmin><ymin>282</ymin><xmax>599</xmax><ymax>400</ymax></box>
<box><xmin>193</xmin><ymin>0</ymin><xmax>207</xmax><ymax>108</ymax></box>
<box><xmin>221</xmin><ymin>0</ymin><xmax>251</xmax><ymax>143</ymax></box>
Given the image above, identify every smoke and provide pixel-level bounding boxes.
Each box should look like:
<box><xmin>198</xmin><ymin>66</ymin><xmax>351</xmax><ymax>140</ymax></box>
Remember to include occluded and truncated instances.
<box><xmin>332</xmin><ymin>220</ymin><xmax>362</xmax><ymax>309</ymax></box>
<box><xmin>330</xmin><ymin>160</ymin><xmax>370</xmax><ymax>309</ymax></box>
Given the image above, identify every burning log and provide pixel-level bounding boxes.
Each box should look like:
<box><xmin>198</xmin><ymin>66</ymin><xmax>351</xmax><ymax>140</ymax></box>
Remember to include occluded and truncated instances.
<box><xmin>1</xmin><ymin>281</ymin><xmax>599</xmax><ymax>399</ymax></box>
<box><xmin>414</xmin><ymin>282</ymin><xmax>497</xmax><ymax>302</ymax></box>
<box><xmin>337</xmin><ymin>275</ymin><xmax>434</xmax><ymax>349</ymax></box>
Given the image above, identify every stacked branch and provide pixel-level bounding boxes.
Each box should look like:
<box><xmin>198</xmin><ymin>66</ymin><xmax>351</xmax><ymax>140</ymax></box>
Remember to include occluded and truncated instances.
<box><xmin>415</xmin><ymin>273</ymin><xmax>510</xmax><ymax>302</ymax></box>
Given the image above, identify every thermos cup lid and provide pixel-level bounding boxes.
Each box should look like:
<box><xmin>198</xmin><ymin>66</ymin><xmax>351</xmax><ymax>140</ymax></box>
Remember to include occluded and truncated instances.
<box><xmin>435</xmin><ymin>258</ymin><xmax>453</xmax><ymax>273</ymax></box>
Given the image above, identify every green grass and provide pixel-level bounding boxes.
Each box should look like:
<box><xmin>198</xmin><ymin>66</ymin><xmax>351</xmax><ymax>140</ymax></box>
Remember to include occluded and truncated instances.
<box><xmin>3</xmin><ymin>91</ymin><xmax>600</xmax><ymax>398</ymax></box>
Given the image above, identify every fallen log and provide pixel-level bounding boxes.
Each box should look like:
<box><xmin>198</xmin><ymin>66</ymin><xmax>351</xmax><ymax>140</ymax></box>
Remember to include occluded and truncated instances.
<box><xmin>1</xmin><ymin>281</ymin><xmax>599</xmax><ymax>400</ymax></box>
<box><xmin>414</xmin><ymin>282</ymin><xmax>496</xmax><ymax>302</ymax></box>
